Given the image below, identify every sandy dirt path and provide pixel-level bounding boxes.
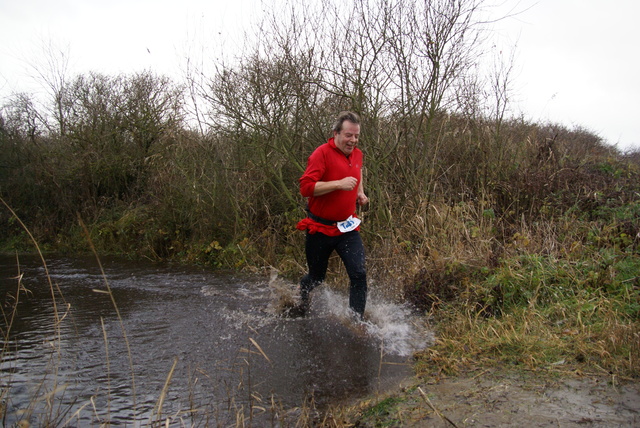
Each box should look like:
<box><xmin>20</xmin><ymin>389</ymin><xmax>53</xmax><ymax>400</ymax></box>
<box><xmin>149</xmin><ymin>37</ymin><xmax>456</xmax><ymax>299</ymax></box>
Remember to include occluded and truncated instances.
<box><xmin>355</xmin><ymin>369</ymin><xmax>640</xmax><ymax>427</ymax></box>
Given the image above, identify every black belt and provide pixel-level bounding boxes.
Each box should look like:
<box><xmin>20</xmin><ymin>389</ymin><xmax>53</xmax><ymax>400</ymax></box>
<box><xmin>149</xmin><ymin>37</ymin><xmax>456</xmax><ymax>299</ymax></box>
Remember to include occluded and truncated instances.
<box><xmin>306</xmin><ymin>209</ymin><xmax>337</xmax><ymax>226</ymax></box>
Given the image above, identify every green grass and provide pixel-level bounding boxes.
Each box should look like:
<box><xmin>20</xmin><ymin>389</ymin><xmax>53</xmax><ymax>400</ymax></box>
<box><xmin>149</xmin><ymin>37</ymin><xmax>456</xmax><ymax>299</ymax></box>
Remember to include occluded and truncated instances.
<box><xmin>411</xmin><ymin>247</ymin><xmax>640</xmax><ymax>378</ymax></box>
<box><xmin>359</xmin><ymin>396</ymin><xmax>407</xmax><ymax>427</ymax></box>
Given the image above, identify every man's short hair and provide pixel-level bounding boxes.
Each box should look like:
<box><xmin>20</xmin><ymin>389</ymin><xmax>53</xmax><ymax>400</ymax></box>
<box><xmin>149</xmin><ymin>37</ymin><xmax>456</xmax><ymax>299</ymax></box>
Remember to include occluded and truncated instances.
<box><xmin>332</xmin><ymin>111</ymin><xmax>361</xmax><ymax>133</ymax></box>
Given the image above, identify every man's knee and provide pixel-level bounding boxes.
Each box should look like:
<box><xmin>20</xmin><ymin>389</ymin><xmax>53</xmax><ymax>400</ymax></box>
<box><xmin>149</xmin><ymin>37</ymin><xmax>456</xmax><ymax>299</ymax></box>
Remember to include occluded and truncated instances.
<box><xmin>347</xmin><ymin>263</ymin><xmax>367</xmax><ymax>282</ymax></box>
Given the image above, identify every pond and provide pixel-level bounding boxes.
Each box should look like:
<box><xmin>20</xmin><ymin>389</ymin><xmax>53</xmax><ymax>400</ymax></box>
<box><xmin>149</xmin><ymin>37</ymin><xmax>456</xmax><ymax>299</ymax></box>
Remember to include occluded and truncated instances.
<box><xmin>0</xmin><ymin>254</ymin><xmax>432</xmax><ymax>426</ymax></box>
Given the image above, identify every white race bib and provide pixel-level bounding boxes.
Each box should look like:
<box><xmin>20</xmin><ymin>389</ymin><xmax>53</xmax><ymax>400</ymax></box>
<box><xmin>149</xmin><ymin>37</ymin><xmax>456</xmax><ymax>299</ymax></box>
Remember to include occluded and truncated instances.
<box><xmin>337</xmin><ymin>216</ymin><xmax>361</xmax><ymax>233</ymax></box>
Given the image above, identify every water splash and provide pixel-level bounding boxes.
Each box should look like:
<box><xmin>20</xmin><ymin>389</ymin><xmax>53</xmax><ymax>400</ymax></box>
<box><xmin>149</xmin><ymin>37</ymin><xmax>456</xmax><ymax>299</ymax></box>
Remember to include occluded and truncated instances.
<box><xmin>265</xmin><ymin>267</ymin><xmax>300</xmax><ymax>316</ymax></box>
<box><xmin>211</xmin><ymin>269</ymin><xmax>433</xmax><ymax>357</ymax></box>
<box><xmin>315</xmin><ymin>288</ymin><xmax>433</xmax><ymax>357</ymax></box>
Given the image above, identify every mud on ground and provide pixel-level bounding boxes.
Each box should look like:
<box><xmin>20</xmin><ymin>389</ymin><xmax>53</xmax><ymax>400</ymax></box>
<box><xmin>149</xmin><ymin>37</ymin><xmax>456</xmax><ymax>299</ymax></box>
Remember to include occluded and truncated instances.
<box><xmin>353</xmin><ymin>368</ymin><xmax>640</xmax><ymax>427</ymax></box>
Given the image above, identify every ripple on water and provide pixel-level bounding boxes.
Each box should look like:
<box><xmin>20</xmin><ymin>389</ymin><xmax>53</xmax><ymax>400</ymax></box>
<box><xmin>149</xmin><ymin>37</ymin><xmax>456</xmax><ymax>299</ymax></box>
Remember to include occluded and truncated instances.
<box><xmin>0</xmin><ymin>257</ymin><xmax>433</xmax><ymax>426</ymax></box>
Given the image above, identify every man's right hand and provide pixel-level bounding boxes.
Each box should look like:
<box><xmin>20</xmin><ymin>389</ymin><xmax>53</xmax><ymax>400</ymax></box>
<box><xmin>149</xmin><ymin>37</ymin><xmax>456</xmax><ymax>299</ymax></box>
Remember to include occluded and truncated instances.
<box><xmin>337</xmin><ymin>176</ymin><xmax>358</xmax><ymax>191</ymax></box>
<box><xmin>313</xmin><ymin>177</ymin><xmax>358</xmax><ymax>196</ymax></box>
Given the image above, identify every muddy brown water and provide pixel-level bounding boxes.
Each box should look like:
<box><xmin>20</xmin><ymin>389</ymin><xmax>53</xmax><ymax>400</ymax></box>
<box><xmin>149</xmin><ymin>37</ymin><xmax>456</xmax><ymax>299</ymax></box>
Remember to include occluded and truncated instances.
<box><xmin>0</xmin><ymin>255</ymin><xmax>432</xmax><ymax>426</ymax></box>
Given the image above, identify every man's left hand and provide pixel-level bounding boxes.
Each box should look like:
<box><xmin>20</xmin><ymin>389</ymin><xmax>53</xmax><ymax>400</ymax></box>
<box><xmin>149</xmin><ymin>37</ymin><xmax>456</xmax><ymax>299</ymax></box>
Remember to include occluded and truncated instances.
<box><xmin>357</xmin><ymin>193</ymin><xmax>369</xmax><ymax>206</ymax></box>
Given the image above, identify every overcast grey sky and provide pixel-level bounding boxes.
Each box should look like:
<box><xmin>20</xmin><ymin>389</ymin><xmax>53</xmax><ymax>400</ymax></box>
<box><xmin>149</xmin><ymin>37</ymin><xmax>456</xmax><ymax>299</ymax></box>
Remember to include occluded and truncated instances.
<box><xmin>1</xmin><ymin>0</ymin><xmax>638</xmax><ymax>149</ymax></box>
<box><xmin>493</xmin><ymin>0</ymin><xmax>639</xmax><ymax>150</ymax></box>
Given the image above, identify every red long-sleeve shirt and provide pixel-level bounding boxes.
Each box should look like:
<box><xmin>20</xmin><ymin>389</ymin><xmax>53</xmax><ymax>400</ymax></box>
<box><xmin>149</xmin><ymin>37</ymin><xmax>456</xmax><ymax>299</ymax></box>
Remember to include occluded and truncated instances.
<box><xmin>296</xmin><ymin>137</ymin><xmax>363</xmax><ymax>236</ymax></box>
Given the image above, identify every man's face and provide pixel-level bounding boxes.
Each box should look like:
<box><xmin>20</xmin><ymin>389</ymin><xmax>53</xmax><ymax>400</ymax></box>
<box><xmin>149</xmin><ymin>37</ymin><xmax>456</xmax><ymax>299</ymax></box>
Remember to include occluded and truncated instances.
<box><xmin>334</xmin><ymin>121</ymin><xmax>360</xmax><ymax>156</ymax></box>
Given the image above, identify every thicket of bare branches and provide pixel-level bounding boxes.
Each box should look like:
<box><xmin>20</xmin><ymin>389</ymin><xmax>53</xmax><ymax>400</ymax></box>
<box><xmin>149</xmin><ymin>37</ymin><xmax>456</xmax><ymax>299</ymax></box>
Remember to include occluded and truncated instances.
<box><xmin>194</xmin><ymin>0</ymin><xmax>493</xmax><ymax>235</ymax></box>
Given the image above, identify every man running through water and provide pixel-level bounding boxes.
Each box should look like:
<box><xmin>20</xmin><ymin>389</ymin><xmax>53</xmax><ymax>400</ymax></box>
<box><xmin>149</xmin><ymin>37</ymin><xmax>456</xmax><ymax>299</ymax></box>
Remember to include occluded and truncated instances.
<box><xmin>292</xmin><ymin>111</ymin><xmax>369</xmax><ymax>319</ymax></box>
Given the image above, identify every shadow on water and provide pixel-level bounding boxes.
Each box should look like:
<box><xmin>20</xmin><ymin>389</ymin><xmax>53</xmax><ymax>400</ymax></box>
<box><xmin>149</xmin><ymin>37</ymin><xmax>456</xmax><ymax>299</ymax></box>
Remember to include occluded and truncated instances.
<box><xmin>0</xmin><ymin>255</ymin><xmax>433</xmax><ymax>426</ymax></box>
